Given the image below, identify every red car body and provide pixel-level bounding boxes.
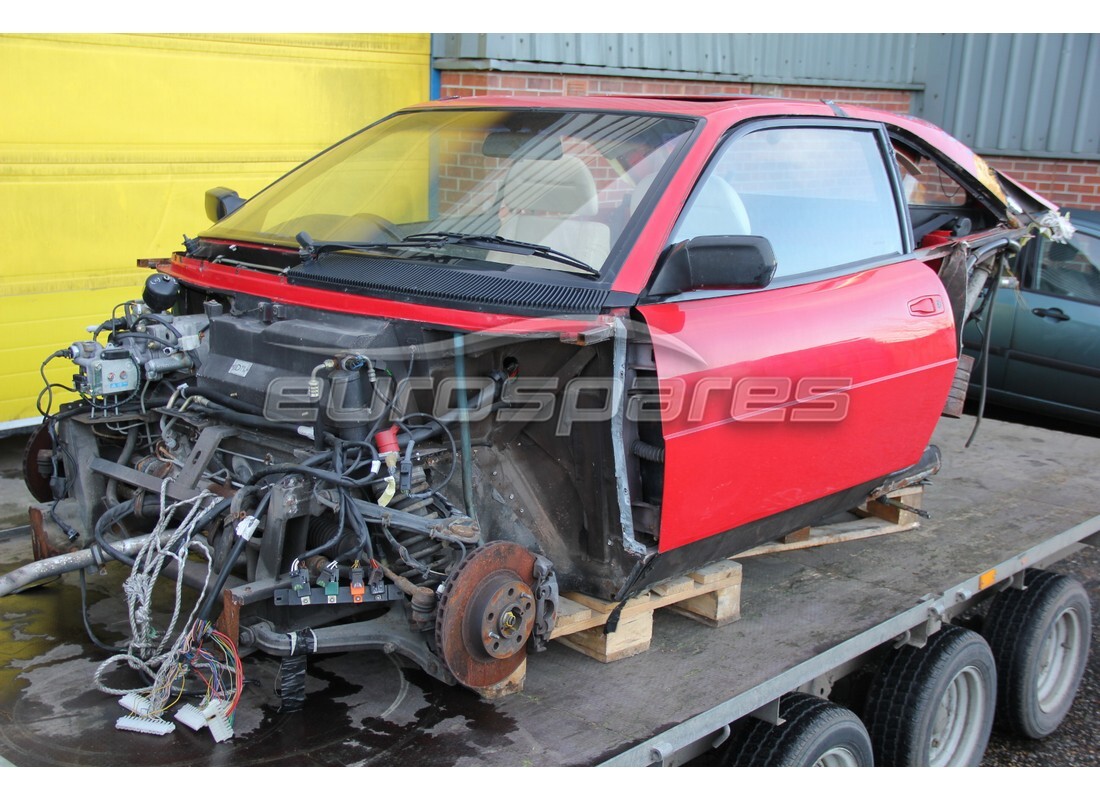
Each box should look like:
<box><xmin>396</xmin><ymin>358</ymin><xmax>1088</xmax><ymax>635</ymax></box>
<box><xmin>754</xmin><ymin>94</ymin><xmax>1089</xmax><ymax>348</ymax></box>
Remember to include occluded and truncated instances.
<box><xmin>11</xmin><ymin>94</ymin><xmax>1061</xmax><ymax>689</ymax></box>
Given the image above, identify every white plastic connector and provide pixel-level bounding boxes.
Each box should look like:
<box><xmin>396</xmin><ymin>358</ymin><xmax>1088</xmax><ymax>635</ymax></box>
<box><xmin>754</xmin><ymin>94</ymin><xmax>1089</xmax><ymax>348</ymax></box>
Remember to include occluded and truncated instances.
<box><xmin>235</xmin><ymin>515</ymin><xmax>260</xmax><ymax>541</ymax></box>
<box><xmin>118</xmin><ymin>692</ymin><xmax>152</xmax><ymax>717</ymax></box>
<box><xmin>207</xmin><ymin>710</ymin><xmax>234</xmax><ymax>743</ymax></box>
<box><xmin>116</xmin><ymin>715</ymin><xmax>176</xmax><ymax>736</ymax></box>
<box><xmin>173</xmin><ymin>703</ymin><xmax>209</xmax><ymax>732</ymax></box>
<box><xmin>200</xmin><ymin>698</ymin><xmax>230</xmax><ymax>720</ymax></box>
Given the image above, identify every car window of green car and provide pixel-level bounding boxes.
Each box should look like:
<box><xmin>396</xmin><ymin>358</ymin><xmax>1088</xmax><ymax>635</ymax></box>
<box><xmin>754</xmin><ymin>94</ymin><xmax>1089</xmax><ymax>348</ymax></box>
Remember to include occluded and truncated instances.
<box><xmin>1029</xmin><ymin>234</ymin><xmax>1100</xmax><ymax>305</ymax></box>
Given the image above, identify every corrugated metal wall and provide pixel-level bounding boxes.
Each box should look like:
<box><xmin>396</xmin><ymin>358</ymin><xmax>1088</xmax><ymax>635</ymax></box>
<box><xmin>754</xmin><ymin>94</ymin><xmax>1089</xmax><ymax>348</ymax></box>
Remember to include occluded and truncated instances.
<box><xmin>433</xmin><ymin>33</ymin><xmax>923</xmax><ymax>89</ymax></box>
<box><xmin>0</xmin><ymin>34</ymin><xmax>430</xmax><ymax>425</ymax></box>
<box><xmin>917</xmin><ymin>33</ymin><xmax>1099</xmax><ymax>159</ymax></box>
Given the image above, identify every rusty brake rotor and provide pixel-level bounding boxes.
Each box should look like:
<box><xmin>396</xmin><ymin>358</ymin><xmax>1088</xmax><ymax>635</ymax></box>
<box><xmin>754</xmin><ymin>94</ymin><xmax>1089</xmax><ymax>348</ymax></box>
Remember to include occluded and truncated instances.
<box><xmin>22</xmin><ymin>420</ymin><xmax>55</xmax><ymax>503</ymax></box>
<box><xmin>435</xmin><ymin>540</ymin><xmax>538</xmax><ymax>689</ymax></box>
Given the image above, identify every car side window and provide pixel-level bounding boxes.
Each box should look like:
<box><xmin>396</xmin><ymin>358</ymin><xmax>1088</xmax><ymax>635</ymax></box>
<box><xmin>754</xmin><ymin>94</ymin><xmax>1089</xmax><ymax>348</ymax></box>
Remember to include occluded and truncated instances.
<box><xmin>894</xmin><ymin>147</ymin><xmax>969</xmax><ymax>207</ymax></box>
<box><xmin>1028</xmin><ymin>233</ymin><xmax>1100</xmax><ymax>305</ymax></box>
<box><xmin>890</xmin><ymin>138</ymin><xmax>1000</xmax><ymax>243</ymax></box>
<box><xmin>669</xmin><ymin>126</ymin><xmax>903</xmax><ymax>280</ymax></box>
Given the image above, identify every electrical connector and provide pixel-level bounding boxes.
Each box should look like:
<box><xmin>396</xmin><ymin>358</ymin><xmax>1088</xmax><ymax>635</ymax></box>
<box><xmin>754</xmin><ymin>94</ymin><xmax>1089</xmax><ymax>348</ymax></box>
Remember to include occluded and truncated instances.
<box><xmin>118</xmin><ymin>691</ymin><xmax>152</xmax><ymax>717</ymax></box>
<box><xmin>350</xmin><ymin>566</ymin><xmax>366</xmax><ymax>604</ymax></box>
<box><xmin>399</xmin><ymin>457</ymin><xmax>413</xmax><ymax>493</ymax></box>
<box><xmin>200</xmin><ymin>698</ymin><xmax>230</xmax><ymax>720</ymax></box>
<box><xmin>205</xmin><ymin>704</ymin><xmax>234</xmax><ymax>743</ymax></box>
<box><xmin>173</xmin><ymin>703</ymin><xmax>208</xmax><ymax>732</ymax></box>
<box><xmin>116</xmin><ymin>715</ymin><xmax>176</xmax><ymax>736</ymax></box>
<box><xmin>292</xmin><ymin>565</ymin><xmax>312</xmax><ymax>604</ymax></box>
<box><xmin>369</xmin><ymin>564</ymin><xmax>385</xmax><ymax>597</ymax></box>
<box><xmin>315</xmin><ymin>560</ymin><xmax>340</xmax><ymax>604</ymax></box>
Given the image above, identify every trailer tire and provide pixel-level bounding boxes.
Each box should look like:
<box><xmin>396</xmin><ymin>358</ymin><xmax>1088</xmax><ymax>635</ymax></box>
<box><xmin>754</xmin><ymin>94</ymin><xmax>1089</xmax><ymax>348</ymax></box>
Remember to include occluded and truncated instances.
<box><xmin>982</xmin><ymin>569</ymin><xmax>1091</xmax><ymax>739</ymax></box>
<box><xmin>863</xmin><ymin>625</ymin><xmax>995</xmax><ymax>766</ymax></box>
<box><xmin>719</xmin><ymin>693</ymin><xmax>873</xmax><ymax>766</ymax></box>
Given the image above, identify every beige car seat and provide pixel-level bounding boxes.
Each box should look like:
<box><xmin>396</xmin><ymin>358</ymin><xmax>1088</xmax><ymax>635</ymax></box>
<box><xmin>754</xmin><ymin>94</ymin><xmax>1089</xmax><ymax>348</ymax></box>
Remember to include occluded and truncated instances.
<box><xmin>668</xmin><ymin>174</ymin><xmax>752</xmax><ymax>241</ymax></box>
<box><xmin>495</xmin><ymin>155</ymin><xmax>611</xmax><ymax>272</ymax></box>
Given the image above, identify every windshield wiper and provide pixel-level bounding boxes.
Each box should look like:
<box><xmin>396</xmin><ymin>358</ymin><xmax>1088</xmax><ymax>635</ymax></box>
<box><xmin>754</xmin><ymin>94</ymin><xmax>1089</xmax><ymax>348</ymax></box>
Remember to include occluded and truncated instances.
<box><xmin>296</xmin><ymin>230</ymin><xmax>601</xmax><ymax>278</ymax></box>
<box><xmin>401</xmin><ymin>232</ymin><xmax>601</xmax><ymax>277</ymax></box>
<box><xmin>296</xmin><ymin>231</ymin><xmax>427</xmax><ymax>260</ymax></box>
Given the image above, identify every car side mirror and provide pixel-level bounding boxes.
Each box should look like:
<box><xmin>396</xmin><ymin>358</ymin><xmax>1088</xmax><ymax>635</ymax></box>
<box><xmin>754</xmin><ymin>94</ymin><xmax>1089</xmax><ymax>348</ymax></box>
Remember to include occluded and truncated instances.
<box><xmin>650</xmin><ymin>235</ymin><xmax>777</xmax><ymax>296</ymax></box>
<box><xmin>205</xmin><ymin>187</ymin><xmax>246</xmax><ymax>223</ymax></box>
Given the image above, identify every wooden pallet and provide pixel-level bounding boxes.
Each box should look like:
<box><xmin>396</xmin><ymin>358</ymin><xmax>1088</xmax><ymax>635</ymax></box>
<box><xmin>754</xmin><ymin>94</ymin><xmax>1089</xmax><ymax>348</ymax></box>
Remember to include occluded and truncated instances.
<box><xmin>548</xmin><ymin>560</ymin><xmax>742</xmax><ymax>663</ymax></box>
<box><xmin>734</xmin><ymin>486</ymin><xmax>924</xmax><ymax>558</ymax></box>
<box><xmin>479</xmin><ymin>486</ymin><xmax>922</xmax><ymax>691</ymax></box>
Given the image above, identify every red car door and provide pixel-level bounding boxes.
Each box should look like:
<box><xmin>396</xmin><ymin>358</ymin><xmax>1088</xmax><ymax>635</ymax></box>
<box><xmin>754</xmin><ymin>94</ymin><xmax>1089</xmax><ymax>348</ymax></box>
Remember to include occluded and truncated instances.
<box><xmin>637</xmin><ymin>122</ymin><xmax>958</xmax><ymax>551</ymax></box>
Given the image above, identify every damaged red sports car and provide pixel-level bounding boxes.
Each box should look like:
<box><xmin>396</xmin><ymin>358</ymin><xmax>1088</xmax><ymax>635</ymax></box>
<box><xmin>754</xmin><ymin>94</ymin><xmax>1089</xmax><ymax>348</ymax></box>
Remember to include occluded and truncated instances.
<box><xmin>5</xmin><ymin>95</ymin><xmax>1065</xmax><ymax>695</ymax></box>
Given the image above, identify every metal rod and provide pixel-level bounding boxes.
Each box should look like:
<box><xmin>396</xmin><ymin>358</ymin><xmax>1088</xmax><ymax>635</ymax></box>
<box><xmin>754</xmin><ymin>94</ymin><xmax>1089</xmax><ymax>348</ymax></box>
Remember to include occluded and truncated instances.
<box><xmin>453</xmin><ymin>332</ymin><xmax>477</xmax><ymax>519</ymax></box>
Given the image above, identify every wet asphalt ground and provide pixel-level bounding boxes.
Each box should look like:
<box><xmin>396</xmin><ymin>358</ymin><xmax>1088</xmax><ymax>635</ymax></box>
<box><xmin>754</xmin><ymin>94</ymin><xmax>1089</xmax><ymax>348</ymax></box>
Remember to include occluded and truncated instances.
<box><xmin>0</xmin><ymin>405</ymin><xmax>1095</xmax><ymax>767</ymax></box>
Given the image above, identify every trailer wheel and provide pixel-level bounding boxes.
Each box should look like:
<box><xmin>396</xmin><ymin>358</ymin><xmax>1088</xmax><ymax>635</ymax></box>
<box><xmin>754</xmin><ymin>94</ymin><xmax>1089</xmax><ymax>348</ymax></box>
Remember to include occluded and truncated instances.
<box><xmin>719</xmin><ymin>693</ymin><xmax>873</xmax><ymax>766</ymax></box>
<box><xmin>863</xmin><ymin>625</ymin><xmax>995</xmax><ymax>766</ymax></box>
<box><xmin>982</xmin><ymin>569</ymin><xmax>1091</xmax><ymax>739</ymax></box>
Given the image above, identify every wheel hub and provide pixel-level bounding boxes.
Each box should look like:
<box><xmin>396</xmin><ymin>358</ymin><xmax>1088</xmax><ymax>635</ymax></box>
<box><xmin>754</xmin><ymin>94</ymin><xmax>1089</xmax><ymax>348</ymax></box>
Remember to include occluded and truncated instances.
<box><xmin>466</xmin><ymin>573</ymin><xmax>535</xmax><ymax>660</ymax></box>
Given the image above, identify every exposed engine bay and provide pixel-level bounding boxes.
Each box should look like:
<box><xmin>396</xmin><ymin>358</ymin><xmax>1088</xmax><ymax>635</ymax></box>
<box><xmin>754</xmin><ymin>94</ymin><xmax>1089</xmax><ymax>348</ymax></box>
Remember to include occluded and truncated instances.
<box><xmin>15</xmin><ymin>271</ymin><xmax>684</xmax><ymax>704</ymax></box>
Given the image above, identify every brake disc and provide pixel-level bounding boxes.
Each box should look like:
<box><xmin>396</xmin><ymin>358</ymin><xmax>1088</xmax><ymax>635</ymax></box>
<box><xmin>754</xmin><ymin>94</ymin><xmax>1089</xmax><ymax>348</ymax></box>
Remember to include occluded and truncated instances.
<box><xmin>22</xmin><ymin>420</ymin><xmax>55</xmax><ymax>503</ymax></box>
<box><xmin>435</xmin><ymin>540</ymin><xmax>538</xmax><ymax>689</ymax></box>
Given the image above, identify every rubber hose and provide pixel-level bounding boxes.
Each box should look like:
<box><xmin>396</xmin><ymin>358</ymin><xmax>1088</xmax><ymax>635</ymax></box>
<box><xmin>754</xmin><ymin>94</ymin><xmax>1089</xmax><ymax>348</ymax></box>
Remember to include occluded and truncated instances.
<box><xmin>632</xmin><ymin>440</ymin><xmax>666</xmax><ymax>463</ymax></box>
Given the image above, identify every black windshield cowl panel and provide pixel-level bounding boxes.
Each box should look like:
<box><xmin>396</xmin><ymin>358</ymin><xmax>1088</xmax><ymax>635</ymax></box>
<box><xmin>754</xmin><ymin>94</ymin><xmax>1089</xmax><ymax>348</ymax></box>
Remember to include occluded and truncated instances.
<box><xmin>288</xmin><ymin>253</ymin><xmax>610</xmax><ymax>316</ymax></box>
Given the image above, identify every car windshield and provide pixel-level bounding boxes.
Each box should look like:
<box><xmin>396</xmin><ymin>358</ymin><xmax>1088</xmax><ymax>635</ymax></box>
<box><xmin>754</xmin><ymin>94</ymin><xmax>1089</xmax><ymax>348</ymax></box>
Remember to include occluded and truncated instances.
<box><xmin>202</xmin><ymin>108</ymin><xmax>695</xmax><ymax>276</ymax></box>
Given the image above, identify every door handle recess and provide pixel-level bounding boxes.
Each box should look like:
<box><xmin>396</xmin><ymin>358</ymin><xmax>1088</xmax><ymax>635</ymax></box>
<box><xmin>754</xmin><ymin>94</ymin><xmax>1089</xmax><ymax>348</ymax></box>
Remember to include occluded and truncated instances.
<box><xmin>1032</xmin><ymin>307</ymin><xmax>1071</xmax><ymax>322</ymax></box>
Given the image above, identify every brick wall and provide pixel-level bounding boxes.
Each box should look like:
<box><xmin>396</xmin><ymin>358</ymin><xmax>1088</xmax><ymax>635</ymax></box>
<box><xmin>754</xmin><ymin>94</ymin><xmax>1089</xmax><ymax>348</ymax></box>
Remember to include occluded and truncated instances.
<box><xmin>438</xmin><ymin>70</ymin><xmax>911</xmax><ymax>111</ymax></box>
<box><xmin>984</xmin><ymin>156</ymin><xmax>1100</xmax><ymax>212</ymax></box>
<box><xmin>438</xmin><ymin>70</ymin><xmax>1100</xmax><ymax>212</ymax></box>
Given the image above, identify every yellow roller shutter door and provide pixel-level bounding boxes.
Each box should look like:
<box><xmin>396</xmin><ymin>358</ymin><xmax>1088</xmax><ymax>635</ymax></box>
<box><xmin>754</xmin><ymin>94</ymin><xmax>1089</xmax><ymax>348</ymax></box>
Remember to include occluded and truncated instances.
<box><xmin>0</xmin><ymin>33</ymin><xmax>429</xmax><ymax>424</ymax></box>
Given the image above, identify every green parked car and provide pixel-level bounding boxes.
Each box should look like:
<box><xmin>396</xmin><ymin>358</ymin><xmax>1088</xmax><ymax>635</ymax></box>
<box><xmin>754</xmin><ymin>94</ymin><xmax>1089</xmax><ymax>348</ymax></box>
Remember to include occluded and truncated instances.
<box><xmin>965</xmin><ymin>208</ymin><xmax>1100</xmax><ymax>425</ymax></box>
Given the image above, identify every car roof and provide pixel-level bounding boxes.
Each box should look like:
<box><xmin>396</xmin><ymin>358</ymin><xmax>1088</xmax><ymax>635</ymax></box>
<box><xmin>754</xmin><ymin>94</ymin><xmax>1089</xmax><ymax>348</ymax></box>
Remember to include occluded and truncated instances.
<box><xmin>423</xmin><ymin>93</ymin><xmax>897</xmax><ymax>124</ymax></box>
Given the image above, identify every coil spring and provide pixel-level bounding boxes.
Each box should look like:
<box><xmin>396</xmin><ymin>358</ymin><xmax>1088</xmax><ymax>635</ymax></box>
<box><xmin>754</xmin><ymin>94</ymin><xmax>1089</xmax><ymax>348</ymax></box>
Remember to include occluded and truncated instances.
<box><xmin>385</xmin><ymin>471</ymin><xmax>457</xmax><ymax>585</ymax></box>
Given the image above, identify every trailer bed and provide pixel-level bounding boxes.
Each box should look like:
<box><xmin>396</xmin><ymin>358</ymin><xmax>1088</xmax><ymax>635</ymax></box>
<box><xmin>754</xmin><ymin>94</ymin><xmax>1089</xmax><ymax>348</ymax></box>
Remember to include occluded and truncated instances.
<box><xmin>0</xmin><ymin>415</ymin><xmax>1097</xmax><ymax>767</ymax></box>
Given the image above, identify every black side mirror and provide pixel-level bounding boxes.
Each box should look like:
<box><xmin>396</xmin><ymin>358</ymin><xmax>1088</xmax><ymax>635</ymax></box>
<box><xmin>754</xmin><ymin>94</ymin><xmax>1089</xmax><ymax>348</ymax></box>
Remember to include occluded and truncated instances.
<box><xmin>649</xmin><ymin>235</ymin><xmax>777</xmax><ymax>296</ymax></box>
<box><xmin>205</xmin><ymin>187</ymin><xmax>246</xmax><ymax>223</ymax></box>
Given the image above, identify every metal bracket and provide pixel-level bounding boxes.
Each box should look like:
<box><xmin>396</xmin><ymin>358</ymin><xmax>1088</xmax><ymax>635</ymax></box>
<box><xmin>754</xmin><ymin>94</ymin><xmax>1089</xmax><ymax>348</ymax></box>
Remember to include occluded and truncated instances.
<box><xmin>894</xmin><ymin>604</ymin><xmax>945</xmax><ymax>648</ymax></box>
<box><xmin>748</xmin><ymin>697</ymin><xmax>784</xmax><ymax>726</ymax></box>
